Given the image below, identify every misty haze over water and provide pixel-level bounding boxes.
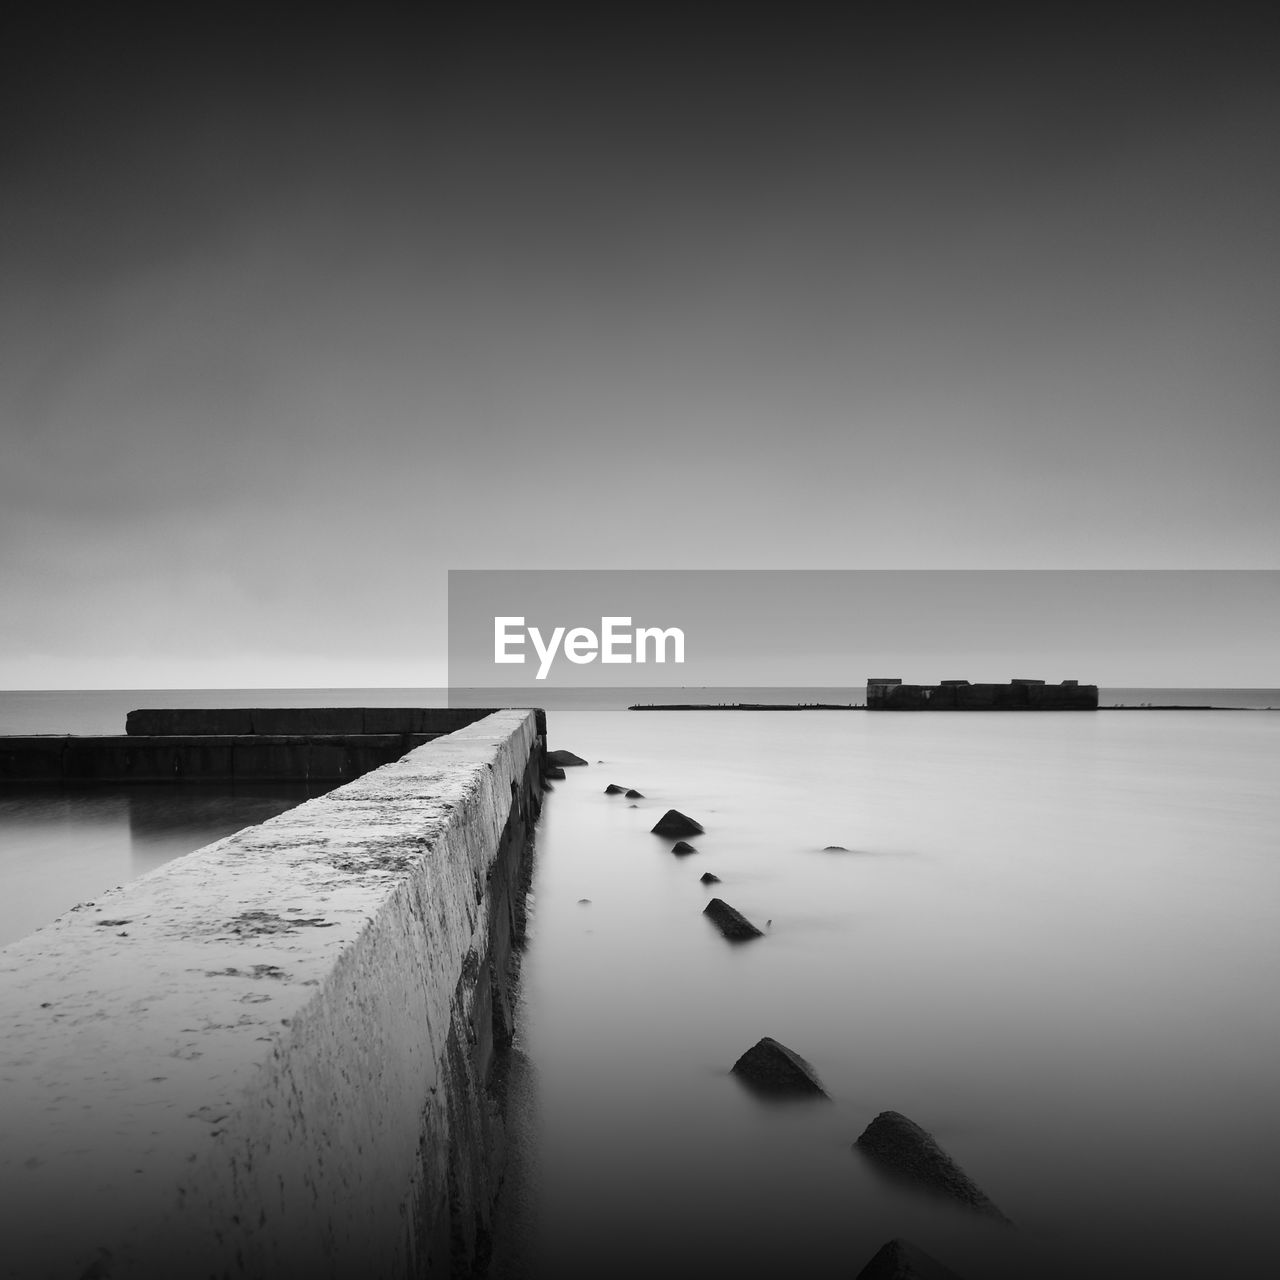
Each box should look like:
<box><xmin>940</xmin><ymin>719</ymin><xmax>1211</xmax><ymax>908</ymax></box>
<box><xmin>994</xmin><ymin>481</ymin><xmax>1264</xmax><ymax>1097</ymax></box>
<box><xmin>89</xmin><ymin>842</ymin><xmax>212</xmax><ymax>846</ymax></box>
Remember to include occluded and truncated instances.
<box><xmin>490</xmin><ymin>700</ymin><xmax>1278</xmax><ymax>1278</ymax></box>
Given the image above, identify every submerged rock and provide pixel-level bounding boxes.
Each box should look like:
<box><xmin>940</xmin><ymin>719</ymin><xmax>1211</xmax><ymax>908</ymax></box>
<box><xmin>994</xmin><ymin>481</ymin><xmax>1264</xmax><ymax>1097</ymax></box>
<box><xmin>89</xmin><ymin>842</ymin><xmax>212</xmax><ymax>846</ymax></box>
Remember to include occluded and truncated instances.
<box><xmin>670</xmin><ymin>840</ymin><xmax>698</xmax><ymax>855</ymax></box>
<box><xmin>702</xmin><ymin>897</ymin><xmax>763</xmax><ymax>941</ymax></box>
<box><xmin>542</xmin><ymin>765</ymin><xmax>566</xmax><ymax>781</ymax></box>
<box><xmin>823</xmin><ymin>845</ymin><xmax>850</xmax><ymax>852</ymax></box>
<box><xmin>699</xmin><ymin>871</ymin><xmax>721</xmax><ymax>884</ymax></box>
<box><xmin>854</xmin><ymin>1111</ymin><xmax>1010</xmax><ymax>1222</ymax></box>
<box><xmin>604</xmin><ymin>784</ymin><xmax>626</xmax><ymax>795</ymax></box>
<box><xmin>731</xmin><ymin>1036</ymin><xmax>827</xmax><ymax>1097</ymax></box>
<box><xmin>547</xmin><ymin>749</ymin><xmax>588</xmax><ymax>767</ymax></box>
<box><xmin>625</xmin><ymin>788</ymin><xmax>644</xmax><ymax>799</ymax></box>
<box><xmin>855</xmin><ymin>1239</ymin><xmax>967</xmax><ymax>1280</ymax></box>
<box><xmin>652</xmin><ymin>809</ymin><xmax>705</xmax><ymax>837</ymax></box>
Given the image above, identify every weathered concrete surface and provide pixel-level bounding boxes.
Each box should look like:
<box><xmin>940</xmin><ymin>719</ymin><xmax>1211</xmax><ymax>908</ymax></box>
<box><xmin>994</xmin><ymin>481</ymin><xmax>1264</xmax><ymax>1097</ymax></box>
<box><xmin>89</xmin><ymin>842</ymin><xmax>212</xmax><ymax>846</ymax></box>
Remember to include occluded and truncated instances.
<box><xmin>702</xmin><ymin>897</ymin><xmax>764</xmax><ymax>941</ymax></box>
<box><xmin>730</xmin><ymin>1037</ymin><xmax>827</xmax><ymax>1097</ymax></box>
<box><xmin>0</xmin><ymin>734</ymin><xmax>441</xmax><ymax>784</ymax></box>
<box><xmin>855</xmin><ymin>1238</ymin><xmax>968</xmax><ymax>1279</ymax></box>
<box><xmin>651</xmin><ymin>809</ymin><xmax>704</xmax><ymax>837</ymax></box>
<box><xmin>123</xmin><ymin>708</ymin><xmax>527</xmax><ymax>737</ymax></box>
<box><xmin>855</xmin><ymin>1111</ymin><xmax>1011</xmax><ymax>1222</ymax></box>
<box><xmin>0</xmin><ymin>709</ymin><xmax>553</xmax><ymax>786</ymax></box>
<box><xmin>0</xmin><ymin>709</ymin><xmax>542</xmax><ymax>1279</ymax></box>
<box><xmin>867</xmin><ymin>678</ymin><xmax>1098</xmax><ymax>710</ymax></box>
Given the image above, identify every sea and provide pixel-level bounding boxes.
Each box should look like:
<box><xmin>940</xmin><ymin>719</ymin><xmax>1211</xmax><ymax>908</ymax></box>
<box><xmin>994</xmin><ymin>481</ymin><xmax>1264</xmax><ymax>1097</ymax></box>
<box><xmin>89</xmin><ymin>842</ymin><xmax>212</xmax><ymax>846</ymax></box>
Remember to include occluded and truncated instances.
<box><xmin>2</xmin><ymin>686</ymin><xmax>1278</xmax><ymax>1278</ymax></box>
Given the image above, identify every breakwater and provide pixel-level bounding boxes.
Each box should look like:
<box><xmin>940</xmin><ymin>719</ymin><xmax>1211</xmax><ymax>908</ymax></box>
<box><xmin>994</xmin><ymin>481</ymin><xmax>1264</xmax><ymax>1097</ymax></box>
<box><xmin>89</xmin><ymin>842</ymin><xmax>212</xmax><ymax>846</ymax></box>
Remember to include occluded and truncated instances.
<box><xmin>867</xmin><ymin>678</ymin><xmax>1099</xmax><ymax>710</ymax></box>
<box><xmin>0</xmin><ymin>707</ymin><xmax>546</xmax><ymax>784</ymax></box>
<box><xmin>0</xmin><ymin>708</ymin><xmax>544</xmax><ymax>1278</ymax></box>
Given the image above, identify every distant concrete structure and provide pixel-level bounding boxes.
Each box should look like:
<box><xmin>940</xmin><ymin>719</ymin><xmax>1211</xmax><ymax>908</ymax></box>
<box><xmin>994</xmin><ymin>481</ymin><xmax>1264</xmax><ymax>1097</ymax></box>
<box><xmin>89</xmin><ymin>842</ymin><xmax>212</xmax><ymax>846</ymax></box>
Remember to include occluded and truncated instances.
<box><xmin>867</xmin><ymin>678</ymin><xmax>1097</xmax><ymax>710</ymax></box>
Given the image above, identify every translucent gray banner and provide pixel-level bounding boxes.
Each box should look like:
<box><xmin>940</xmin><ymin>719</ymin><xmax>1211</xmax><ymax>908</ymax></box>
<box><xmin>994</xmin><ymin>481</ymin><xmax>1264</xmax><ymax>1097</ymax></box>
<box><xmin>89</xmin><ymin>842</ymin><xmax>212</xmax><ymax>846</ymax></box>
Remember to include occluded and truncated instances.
<box><xmin>448</xmin><ymin>569</ymin><xmax>1279</xmax><ymax>694</ymax></box>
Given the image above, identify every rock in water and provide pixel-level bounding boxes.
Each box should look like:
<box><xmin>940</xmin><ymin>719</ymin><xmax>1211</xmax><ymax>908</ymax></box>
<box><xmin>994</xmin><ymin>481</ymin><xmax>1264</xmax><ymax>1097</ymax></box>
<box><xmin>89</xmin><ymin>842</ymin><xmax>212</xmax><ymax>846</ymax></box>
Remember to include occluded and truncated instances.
<box><xmin>702</xmin><ymin>897</ymin><xmax>763</xmax><ymax>940</ymax></box>
<box><xmin>699</xmin><ymin>872</ymin><xmax>721</xmax><ymax>884</ymax></box>
<box><xmin>547</xmin><ymin>749</ymin><xmax>588</xmax><ymax>766</ymax></box>
<box><xmin>854</xmin><ymin>1111</ymin><xmax>1010</xmax><ymax>1222</ymax></box>
<box><xmin>542</xmin><ymin>765</ymin><xmax>566</xmax><ymax>780</ymax></box>
<box><xmin>651</xmin><ymin>809</ymin><xmax>705</xmax><ymax>837</ymax></box>
<box><xmin>625</xmin><ymin>788</ymin><xmax>644</xmax><ymax>798</ymax></box>
<box><xmin>670</xmin><ymin>840</ymin><xmax>698</xmax><ymax>855</ymax></box>
<box><xmin>730</xmin><ymin>1036</ymin><xmax>827</xmax><ymax>1097</ymax></box>
<box><xmin>855</xmin><ymin>1239</ymin><xmax>967</xmax><ymax>1280</ymax></box>
<box><xmin>604</xmin><ymin>784</ymin><xmax>626</xmax><ymax>794</ymax></box>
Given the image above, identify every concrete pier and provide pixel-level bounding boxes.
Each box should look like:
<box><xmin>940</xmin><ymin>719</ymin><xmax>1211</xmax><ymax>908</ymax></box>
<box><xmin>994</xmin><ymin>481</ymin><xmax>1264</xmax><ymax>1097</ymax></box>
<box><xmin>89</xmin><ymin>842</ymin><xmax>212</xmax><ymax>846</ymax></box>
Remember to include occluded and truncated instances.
<box><xmin>0</xmin><ymin>709</ymin><xmax>543</xmax><ymax>1279</ymax></box>
<box><xmin>0</xmin><ymin>732</ymin><xmax>441</xmax><ymax>783</ymax></box>
<box><xmin>0</xmin><ymin>708</ymin><xmax>547</xmax><ymax>784</ymax></box>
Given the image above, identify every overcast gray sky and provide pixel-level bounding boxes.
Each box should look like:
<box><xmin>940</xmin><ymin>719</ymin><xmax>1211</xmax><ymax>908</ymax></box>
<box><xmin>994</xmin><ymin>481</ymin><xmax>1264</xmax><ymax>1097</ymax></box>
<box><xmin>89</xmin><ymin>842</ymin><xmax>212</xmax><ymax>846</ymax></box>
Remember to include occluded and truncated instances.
<box><xmin>3</xmin><ymin>10</ymin><xmax>1277</xmax><ymax>688</ymax></box>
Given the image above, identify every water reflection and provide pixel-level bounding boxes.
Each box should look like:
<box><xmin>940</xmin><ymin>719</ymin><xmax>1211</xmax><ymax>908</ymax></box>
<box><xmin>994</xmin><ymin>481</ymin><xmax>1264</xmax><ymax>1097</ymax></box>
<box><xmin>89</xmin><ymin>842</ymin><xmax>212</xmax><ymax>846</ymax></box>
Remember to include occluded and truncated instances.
<box><xmin>0</xmin><ymin>782</ymin><xmax>333</xmax><ymax>946</ymax></box>
<box><xmin>124</xmin><ymin>781</ymin><xmax>337</xmax><ymax>871</ymax></box>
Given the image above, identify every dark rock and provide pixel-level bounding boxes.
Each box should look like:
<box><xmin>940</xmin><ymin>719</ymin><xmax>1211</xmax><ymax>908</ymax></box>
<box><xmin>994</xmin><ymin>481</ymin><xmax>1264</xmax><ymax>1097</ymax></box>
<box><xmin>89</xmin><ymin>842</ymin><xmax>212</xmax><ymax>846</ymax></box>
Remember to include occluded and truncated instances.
<box><xmin>577</xmin><ymin>898</ymin><xmax>591</xmax><ymax>905</ymax></box>
<box><xmin>854</xmin><ymin>1238</ymin><xmax>967</xmax><ymax>1280</ymax></box>
<box><xmin>730</xmin><ymin>1036</ymin><xmax>827</xmax><ymax>1097</ymax></box>
<box><xmin>542</xmin><ymin>765</ymin><xmax>566</xmax><ymax>781</ymax></box>
<box><xmin>604</xmin><ymin>784</ymin><xmax>626</xmax><ymax>795</ymax></box>
<box><xmin>702</xmin><ymin>897</ymin><xmax>763</xmax><ymax>941</ymax></box>
<box><xmin>651</xmin><ymin>809</ymin><xmax>704</xmax><ymax>837</ymax></box>
<box><xmin>547</xmin><ymin>749</ymin><xmax>588</xmax><ymax>767</ymax></box>
<box><xmin>823</xmin><ymin>845</ymin><xmax>850</xmax><ymax>852</ymax></box>
<box><xmin>854</xmin><ymin>1111</ymin><xmax>1010</xmax><ymax>1222</ymax></box>
<box><xmin>699</xmin><ymin>872</ymin><xmax>721</xmax><ymax>884</ymax></box>
<box><xmin>670</xmin><ymin>840</ymin><xmax>698</xmax><ymax>855</ymax></box>
<box><xmin>624</xmin><ymin>788</ymin><xmax>644</xmax><ymax>798</ymax></box>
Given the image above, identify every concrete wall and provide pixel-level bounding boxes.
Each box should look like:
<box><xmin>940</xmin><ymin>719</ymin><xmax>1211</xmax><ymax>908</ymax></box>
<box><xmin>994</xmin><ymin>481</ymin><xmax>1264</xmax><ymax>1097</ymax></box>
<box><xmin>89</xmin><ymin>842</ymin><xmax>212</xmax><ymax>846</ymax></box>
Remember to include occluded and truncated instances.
<box><xmin>868</xmin><ymin>680</ymin><xmax>1099</xmax><ymax>710</ymax></box>
<box><xmin>0</xmin><ymin>709</ymin><xmax>552</xmax><ymax>785</ymax></box>
<box><xmin>0</xmin><ymin>711</ymin><xmax>550</xmax><ymax>778</ymax></box>
<box><xmin>0</xmin><ymin>734</ymin><xmax>443</xmax><ymax>784</ymax></box>
<box><xmin>122</xmin><ymin>708</ymin><xmax>529</xmax><ymax>737</ymax></box>
<box><xmin>0</xmin><ymin>709</ymin><xmax>543</xmax><ymax>1279</ymax></box>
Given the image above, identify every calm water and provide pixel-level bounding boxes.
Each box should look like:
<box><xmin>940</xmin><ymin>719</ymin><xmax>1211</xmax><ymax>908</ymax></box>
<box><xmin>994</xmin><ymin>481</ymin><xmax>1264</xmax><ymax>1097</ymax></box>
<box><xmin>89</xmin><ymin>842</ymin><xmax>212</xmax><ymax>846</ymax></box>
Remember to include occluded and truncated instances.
<box><xmin>3</xmin><ymin>688</ymin><xmax>1278</xmax><ymax>1277</ymax></box>
<box><xmin>0</xmin><ymin>782</ymin><xmax>344</xmax><ymax>946</ymax></box>
<box><xmin>0</xmin><ymin>688</ymin><xmax>444</xmax><ymax>945</ymax></box>
<box><xmin>495</xmin><ymin>697</ymin><xmax>1280</xmax><ymax>1279</ymax></box>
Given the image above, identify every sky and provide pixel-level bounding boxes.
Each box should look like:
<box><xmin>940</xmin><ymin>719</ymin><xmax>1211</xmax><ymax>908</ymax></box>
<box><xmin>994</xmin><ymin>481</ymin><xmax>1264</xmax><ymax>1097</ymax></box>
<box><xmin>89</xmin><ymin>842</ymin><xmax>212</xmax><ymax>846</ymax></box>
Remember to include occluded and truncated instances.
<box><xmin>2</xmin><ymin>9</ymin><xmax>1277</xmax><ymax>688</ymax></box>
